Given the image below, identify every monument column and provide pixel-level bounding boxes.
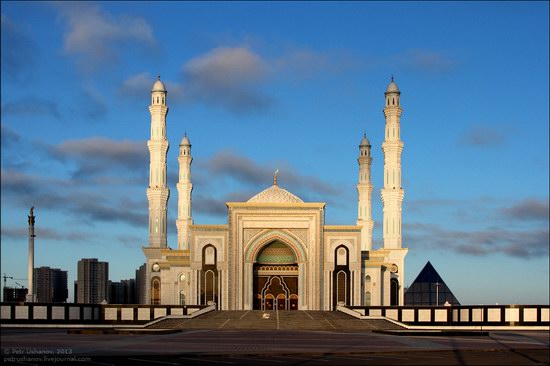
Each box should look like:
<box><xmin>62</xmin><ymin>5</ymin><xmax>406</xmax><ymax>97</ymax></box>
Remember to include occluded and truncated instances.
<box><xmin>26</xmin><ymin>207</ymin><xmax>36</xmax><ymax>302</ymax></box>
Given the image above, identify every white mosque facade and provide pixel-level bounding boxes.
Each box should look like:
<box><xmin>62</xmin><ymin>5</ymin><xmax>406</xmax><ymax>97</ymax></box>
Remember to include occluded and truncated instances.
<box><xmin>142</xmin><ymin>77</ymin><xmax>408</xmax><ymax>310</ymax></box>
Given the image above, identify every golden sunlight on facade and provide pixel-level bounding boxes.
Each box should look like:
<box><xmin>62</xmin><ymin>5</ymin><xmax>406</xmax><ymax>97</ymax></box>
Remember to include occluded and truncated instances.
<box><xmin>143</xmin><ymin>77</ymin><xmax>407</xmax><ymax>310</ymax></box>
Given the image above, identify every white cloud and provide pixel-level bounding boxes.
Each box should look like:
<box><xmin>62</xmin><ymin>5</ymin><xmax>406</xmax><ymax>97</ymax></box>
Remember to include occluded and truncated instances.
<box><xmin>273</xmin><ymin>47</ymin><xmax>357</xmax><ymax>79</ymax></box>
<box><xmin>182</xmin><ymin>46</ymin><xmax>271</xmax><ymax>113</ymax></box>
<box><xmin>180</xmin><ymin>45</ymin><xmax>357</xmax><ymax>113</ymax></box>
<box><xmin>402</xmin><ymin>49</ymin><xmax>458</xmax><ymax>74</ymax></box>
<box><xmin>459</xmin><ymin>124</ymin><xmax>507</xmax><ymax>147</ymax></box>
<box><xmin>55</xmin><ymin>2</ymin><xmax>156</xmax><ymax>72</ymax></box>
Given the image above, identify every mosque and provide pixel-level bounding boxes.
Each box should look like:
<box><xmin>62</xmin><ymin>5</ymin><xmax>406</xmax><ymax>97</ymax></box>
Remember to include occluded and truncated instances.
<box><xmin>142</xmin><ymin>77</ymin><xmax>408</xmax><ymax>310</ymax></box>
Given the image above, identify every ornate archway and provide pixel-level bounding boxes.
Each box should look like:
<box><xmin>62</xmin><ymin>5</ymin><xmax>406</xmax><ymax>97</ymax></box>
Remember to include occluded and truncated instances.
<box><xmin>253</xmin><ymin>240</ymin><xmax>298</xmax><ymax>310</ymax></box>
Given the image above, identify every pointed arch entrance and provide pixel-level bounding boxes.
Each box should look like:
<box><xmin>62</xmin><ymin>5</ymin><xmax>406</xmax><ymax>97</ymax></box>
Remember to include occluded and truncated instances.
<box><xmin>253</xmin><ymin>240</ymin><xmax>298</xmax><ymax>310</ymax></box>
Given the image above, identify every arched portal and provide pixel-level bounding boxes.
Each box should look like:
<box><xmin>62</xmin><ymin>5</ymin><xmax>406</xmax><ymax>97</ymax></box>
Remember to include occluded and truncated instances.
<box><xmin>253</xmin><ymin>240</ymin><xmax>298</xmax><ymax>310</ymax></box>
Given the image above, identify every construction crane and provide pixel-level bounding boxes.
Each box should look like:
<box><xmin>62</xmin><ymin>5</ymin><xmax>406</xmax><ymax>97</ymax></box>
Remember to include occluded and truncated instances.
<box><xmin>15</xmin><ymin>282</ymin><xmax>25</xmax><ymax>289</ymax></box>
<box><xmin>2</xmin><ymin>273</ymin><xmax>27</xmax><ymax>290</ymax></box>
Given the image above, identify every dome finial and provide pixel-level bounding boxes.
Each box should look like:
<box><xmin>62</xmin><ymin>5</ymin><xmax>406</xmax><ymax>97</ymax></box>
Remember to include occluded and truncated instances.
<box><xmin>273</xmin><ymin>169</ymin><xmax>279</xmax><ymax>185</ymax></box>
<box><xmin>157</xmin><ymin>75</ymin><xmax>161</xmax><ymax>80</ymax></box>
<box><xmin>391</xmin><ymin>74</ymin><xmax>394</xmax><ymax>82</ymax></box>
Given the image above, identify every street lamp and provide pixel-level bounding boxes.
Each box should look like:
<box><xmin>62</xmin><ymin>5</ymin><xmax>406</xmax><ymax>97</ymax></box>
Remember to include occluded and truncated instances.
<box><xmin>435</xmin><ymin>282</ymin><xmax>440</xmax><ymax>306</ymax></box>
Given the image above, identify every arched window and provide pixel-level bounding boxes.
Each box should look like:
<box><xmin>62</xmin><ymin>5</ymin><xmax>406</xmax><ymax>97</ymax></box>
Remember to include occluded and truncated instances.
<box><xmin>365</xmin><ymin>291</ymin><xmax>371</xmax><ymax>306</ymax></box>
<box><xmin>333</xmin><ymin>245</ymin><xmax>350</xmax><ymax>308</ymax></box>
<box><xmin>151</xmin><ymin>277</ymin><xmax>160</xmax><ymax>305</ymax></box>
<box><xmin>179</xmin><ymin>291</ymin><xmax>185</xmax><ymax>305</ymax></box>
<box><xmin>336</xmin><ymin>270</ymin><xmax>347</xmax><ymax>304</ymax></box>
<box><xmin>201</xmin><ymin>245</ymin><xmax>218</xmax><ymax>306</ymax></box>
<box><xmin>204</xmin><ymin>270</ymin><xmax>216</xmax><ymax>303</ymax></box>
<box><xmin>390</xmin><ymin>278</ymin><xmax>399</xmax><ymax>306</ymax></box>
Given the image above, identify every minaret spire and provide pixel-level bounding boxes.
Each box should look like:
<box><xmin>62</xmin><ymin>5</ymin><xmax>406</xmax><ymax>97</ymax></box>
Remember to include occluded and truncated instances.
<box><xmin>357</xmin><ymin>134</ymin><xmax>373</xmax><ymax>251</ymax></box>
<box><xmin>176</xmin><ymin>133</ymin><xmax>193</xmax><ymax>250</ymax></box>
<box><xmin>381</xmin><ymin>77</ymin><xmax>404</xmax><ymax>249</ymax></box>
<box><xmin>146</xmin><ymin>77</ymin><xmax>170</xmax><ymax>248</ymax></box>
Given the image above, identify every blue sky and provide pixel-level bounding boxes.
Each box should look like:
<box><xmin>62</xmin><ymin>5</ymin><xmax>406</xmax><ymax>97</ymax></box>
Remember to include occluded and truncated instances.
<box><xmin>1</xmin><ymin>1</ymin><xmax>548</xmax><ymax>305</ymax></box>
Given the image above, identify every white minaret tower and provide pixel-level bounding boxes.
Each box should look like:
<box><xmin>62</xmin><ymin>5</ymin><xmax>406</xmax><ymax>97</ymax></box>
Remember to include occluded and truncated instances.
<box><xmin>357</xmin><ymin>134</ymin><xmax>374</xmax><ymax>251</ymax></box>
<box><xmin>176</xmin><ymin>134</ymin><xmax>193</xmax><ymax>250</ymax></box>
<box><xmin>381</xmin><ymin>77</ymin><xmax>404</xmax><ymax>249</ymax></box>
<box><xmin>147</xmin><ymin>76</ymin><xmax>170</xmax><ymax>248</ymax></box>
<box><xmin>26</xmin><ymin>207</ymin><xmax>36</xmax><ymax>302</ymax></box>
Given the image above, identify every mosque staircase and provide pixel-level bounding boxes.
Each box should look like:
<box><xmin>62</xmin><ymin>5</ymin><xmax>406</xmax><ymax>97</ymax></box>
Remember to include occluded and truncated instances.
<box><xmin>147</xmin><ymin>310</ymin><xmax>405</xmax><ymax>331</ymax></box>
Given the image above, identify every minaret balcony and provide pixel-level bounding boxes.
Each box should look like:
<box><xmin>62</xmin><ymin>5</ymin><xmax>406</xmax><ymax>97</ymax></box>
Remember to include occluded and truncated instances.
<box><xmin>380</xmin><ymin>189</ymin><xmax>404</xmax><ymax>203</ymax></box>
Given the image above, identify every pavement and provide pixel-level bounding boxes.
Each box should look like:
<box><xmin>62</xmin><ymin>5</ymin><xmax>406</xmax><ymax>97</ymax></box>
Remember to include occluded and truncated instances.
<box><xmin>1</xmin><ymin>310</ymin><xmax>549</xmax><ymax>365</ymax></box>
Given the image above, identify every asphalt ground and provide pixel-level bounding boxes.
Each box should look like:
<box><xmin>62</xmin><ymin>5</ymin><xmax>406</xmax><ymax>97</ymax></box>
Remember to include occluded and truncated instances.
<box><xmin>1</xmin><ymin>328</ymin><xmax>548</xmax><ymax>365</ymax></box>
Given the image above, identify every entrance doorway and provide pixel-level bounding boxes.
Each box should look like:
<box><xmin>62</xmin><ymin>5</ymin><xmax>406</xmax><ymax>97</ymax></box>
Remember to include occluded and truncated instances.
<box><xmin>254</xmin><ymin>273</ymin><xmax>297</xmax><ymax>310</ymax></box>
<box><xmin>253</xmin><ymin>240</ymin><xmax>299</xmax><ymax>310</ymax></box>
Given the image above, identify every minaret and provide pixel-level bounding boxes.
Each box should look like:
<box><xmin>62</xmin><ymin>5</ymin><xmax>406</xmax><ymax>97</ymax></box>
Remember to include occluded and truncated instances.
<box><xmin>26</xmin><ymin>207</ymin><xmax>36</xmax><ymax>302</ymax></box>
<box><xmin>176</xmin><ymin>134</ymin><xmax>193</xmax><ymax>250</ymax></box>
<box><xmin>381</xmin><ymin>77</ymin><xmax>404</xmax><ymax>249</ymax></box>
<box><xmin>357</xmin><ymin>134</ymin><xmax>373</xmax><ymax>251</ymax></box>
<box><xmin>146</xmin><ymin>76</ymin><xmax>170</xmax><ymax>248</ymax></box>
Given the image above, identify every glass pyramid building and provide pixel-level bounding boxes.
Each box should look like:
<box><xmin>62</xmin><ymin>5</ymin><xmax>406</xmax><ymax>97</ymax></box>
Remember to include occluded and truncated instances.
<box><xmin>404</xmin><ymin>261</ymin><xmax>461</xmax><ymax>306</ymax></box>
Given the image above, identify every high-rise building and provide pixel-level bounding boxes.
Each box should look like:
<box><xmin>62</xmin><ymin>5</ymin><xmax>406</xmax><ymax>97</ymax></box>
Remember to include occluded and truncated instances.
<box><xmin>76</xmin><ymin>258</ymin><xmax>109</xmax><ymax>304</ymax></box>
<box><xmin>109</xmin><ymin>279</ymin><xmax>136</xmax><ymax>304</ymax></box>
<box><xmin>34</xmin><ymin>267</ymin><xmax>68</xmax><ymax>303</ymax></box>
<box><xmin>3</xmin><ymin>287</ymin><xmax>28</xmax><ymax>302</ymax></box>
<box><xmin>135</xmin><ymin>263</ymin><xmax>146</xmax><ymax>304</ymax></box>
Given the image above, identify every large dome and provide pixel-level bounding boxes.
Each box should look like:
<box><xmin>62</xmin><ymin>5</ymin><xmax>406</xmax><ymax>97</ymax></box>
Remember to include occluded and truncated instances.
<box><xmin>247</xmin><ymin>184</ymin><xmax>303</xmax><ymax>203</ymax></box>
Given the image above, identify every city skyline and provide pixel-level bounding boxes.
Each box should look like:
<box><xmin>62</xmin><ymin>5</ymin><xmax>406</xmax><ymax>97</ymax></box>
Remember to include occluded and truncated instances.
<box><xmin>1</xmin><ymin>2</ymin><xmax>548</xmax><ymax>304</ymax></box>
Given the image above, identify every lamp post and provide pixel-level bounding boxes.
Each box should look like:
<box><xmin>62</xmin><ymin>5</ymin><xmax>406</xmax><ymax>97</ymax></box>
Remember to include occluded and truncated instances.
<box><xmin>435</xmin><ymin>282</ymin><xmax>440</xmax><ymax>306</ymax></box>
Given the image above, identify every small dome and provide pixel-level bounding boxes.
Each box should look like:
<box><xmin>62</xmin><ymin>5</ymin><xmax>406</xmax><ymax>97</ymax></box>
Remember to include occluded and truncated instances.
<box><xmin>180</xmin><ymin>133</ymin><xmax>191</xmax><ymax>146</ymax></box>
<box><xmin>152</xmin><ymin>76</ymin><xmax>166</xmax><ymax>92</ymax></box>
<box><xmin>385</xmin><ymin>77</ymin><xmax>400</xmax><ymax>94</ymax></box>
<box><xmin>360</xmin><ymin>133</ymin><xmax>370</xmax><ymax>147</ymax></box>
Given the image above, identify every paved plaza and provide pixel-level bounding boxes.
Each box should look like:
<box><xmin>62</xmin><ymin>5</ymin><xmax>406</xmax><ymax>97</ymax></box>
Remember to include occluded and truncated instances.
<box><xmin>148</xmin><ymin>310</ymin><xmax>405</xmax><ymax>331</ymax></box>
<box><xmin>1</xmin><ymin>311</ymin><xmax>549</xmax><ymax>365</ymax></box>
